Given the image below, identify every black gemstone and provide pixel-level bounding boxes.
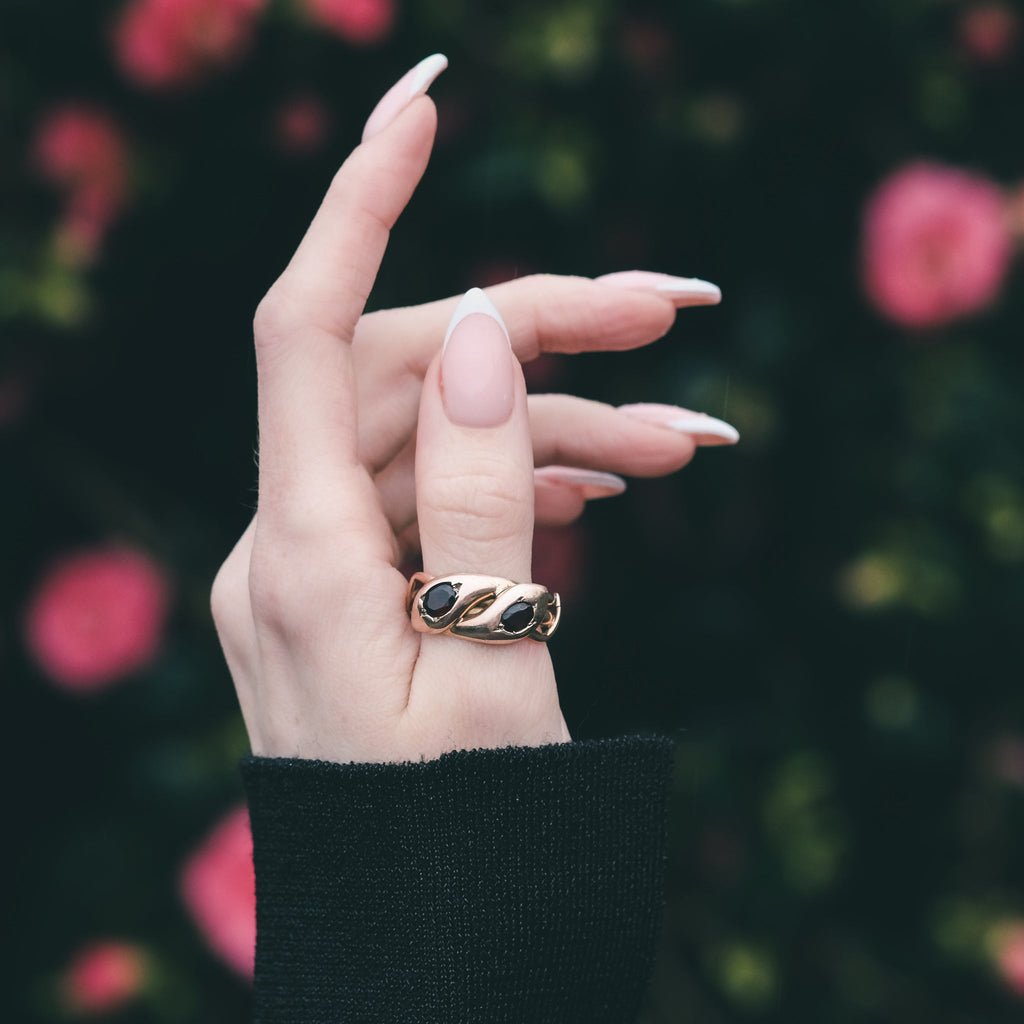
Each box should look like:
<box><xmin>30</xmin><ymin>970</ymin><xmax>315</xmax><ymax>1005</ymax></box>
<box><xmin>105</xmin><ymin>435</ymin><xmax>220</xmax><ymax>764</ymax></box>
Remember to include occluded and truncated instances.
<box><xmin>500</xmin><ymin>601</ymin><xmax>535</xmax><ymax>633</ymax></box>
<box><xmin>422</xmin><ymin>582</ymin><xmax>458</xmax><ymax>618</ymax></box>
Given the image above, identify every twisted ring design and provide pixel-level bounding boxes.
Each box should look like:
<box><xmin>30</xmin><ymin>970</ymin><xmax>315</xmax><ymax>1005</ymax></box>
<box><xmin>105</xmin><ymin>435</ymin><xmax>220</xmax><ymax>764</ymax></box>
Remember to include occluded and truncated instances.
<box><xmin>406</xmin><ymin>572</ymin><xmax>561</xmax><ymax>644</ymax></box>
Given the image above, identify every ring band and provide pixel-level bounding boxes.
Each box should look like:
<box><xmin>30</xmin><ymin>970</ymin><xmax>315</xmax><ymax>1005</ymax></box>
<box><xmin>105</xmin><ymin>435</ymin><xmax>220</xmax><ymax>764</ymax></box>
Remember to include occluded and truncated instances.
<box><xmin>406</xmin><ymin>572</ymin><xmax>561</xmax><ymax>644</ymax></box>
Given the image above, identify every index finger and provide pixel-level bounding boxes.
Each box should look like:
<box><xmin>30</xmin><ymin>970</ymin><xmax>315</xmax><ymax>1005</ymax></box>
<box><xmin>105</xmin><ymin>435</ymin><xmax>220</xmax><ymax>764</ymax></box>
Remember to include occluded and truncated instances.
<box><xmin>254</xmin><ymin>57</ymin><xmax>445</xmax><ymax>515</ymax></box>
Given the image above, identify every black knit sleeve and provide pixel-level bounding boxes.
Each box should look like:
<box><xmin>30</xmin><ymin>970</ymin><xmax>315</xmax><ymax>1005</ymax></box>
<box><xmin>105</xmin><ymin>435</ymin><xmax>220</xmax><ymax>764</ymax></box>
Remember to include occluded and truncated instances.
<box><xmin>241</xmin><ymin>736</ymin><xmax>674</xmax><ymax>1024</ymax></box>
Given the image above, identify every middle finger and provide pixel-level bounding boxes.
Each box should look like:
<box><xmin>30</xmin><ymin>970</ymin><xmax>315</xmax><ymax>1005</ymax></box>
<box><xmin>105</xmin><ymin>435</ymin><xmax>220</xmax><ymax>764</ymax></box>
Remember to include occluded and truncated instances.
<box><xmin>374</xmin><ymin>394</ymin><xmax>735</xmax><ymax>537</ymax></box>
<box><xmin>353</xmin><ymin>272</ymin><xmax>719</xmax><ymax>471</ymax></box>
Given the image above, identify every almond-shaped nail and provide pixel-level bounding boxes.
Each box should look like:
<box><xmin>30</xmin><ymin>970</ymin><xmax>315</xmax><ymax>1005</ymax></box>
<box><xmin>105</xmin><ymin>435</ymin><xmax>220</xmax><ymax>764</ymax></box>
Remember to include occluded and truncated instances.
<box><xmin>441</xmin><ymin>288</ymin><xmax>516</xmax><ymax>427</ymax></box>
<box><xmin>534</xmin><ymin>466</ymin><xmax>627</xmax><ymax>500</ymax></box>
<box><xmin>618</xmin><ymin>403</ymin><xmax>739</xmax><ymax>445</ymax></box>
<box><xmin>362</xmin><ymin>53</ymin><xmax>448</xmax><ymax>142</ymax></box>
<box><xmin>595</xmin><ymin>270</ymin><xmax>721</xmax><ymax>307</ymax></box>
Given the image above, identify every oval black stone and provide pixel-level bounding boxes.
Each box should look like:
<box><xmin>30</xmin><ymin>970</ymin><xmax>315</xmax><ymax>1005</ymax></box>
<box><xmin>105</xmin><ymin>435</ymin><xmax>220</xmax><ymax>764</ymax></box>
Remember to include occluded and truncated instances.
<box><xmin>422</xmin><ymin>582</ymin><xmax>458</xmax><ymax>618</ymax></box>
<box><xmin>500</xmin><ymin>601</ymin><xmax>534</xmax><ymax>633</ymax></box>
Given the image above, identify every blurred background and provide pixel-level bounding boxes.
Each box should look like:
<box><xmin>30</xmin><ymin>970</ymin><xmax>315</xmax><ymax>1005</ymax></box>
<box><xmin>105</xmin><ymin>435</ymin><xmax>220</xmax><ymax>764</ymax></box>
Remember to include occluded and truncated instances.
<box><xmin>5</xmin><ymin>0</ymin><xmax>1024</xmax><ymax>1020</ymax></box>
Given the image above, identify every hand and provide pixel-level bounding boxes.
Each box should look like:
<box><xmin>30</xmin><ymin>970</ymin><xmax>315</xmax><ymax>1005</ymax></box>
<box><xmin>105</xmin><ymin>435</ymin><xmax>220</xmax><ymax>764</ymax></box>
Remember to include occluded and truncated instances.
<box><xmin>210</xmin><ymin>56</ymin><xmax>734</xmax><ymax>763</ymax></box>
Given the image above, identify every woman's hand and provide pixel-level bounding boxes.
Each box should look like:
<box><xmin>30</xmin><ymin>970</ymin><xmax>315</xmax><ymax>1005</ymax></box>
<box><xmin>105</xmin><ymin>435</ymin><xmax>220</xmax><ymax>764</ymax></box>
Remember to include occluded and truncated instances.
<box><xmin>210</xmin><ymin>56</ymin><xmax>734</xmax><ymax>764</ymax></box>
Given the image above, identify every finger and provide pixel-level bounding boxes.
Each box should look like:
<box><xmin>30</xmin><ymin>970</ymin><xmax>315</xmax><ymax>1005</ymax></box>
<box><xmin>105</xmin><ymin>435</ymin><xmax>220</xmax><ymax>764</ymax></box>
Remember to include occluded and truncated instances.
<box><xmin>380</xmin><ymin>461</ymin><xmax>618</xmax><ymax>535</ymax></box>
<box><xmin>358</xmin><ymin>273</ymin><xmax>690</xmax><ymax>365</ymax></box>
<box><xmin>528</xmin><ymin>396</ymin><xmax>710</xmax><ymax>474</ymax></box>
<box><xmin>616</xmin><ymin>403</ymin><xmax>741</xmax><ymax>446</ymax></box>
<box><xmin>534</xmin><ymin>470</ymin><xmax>612</xmax><ymax>526</ymax></box>
<box><xmin>393</xmin><ymin>470</ymin><xmax>613</xmax><ymax>558</ymax></box>
<box><xmin>410</xmin><ymin>287</ymin><xmax>563</xmax><ymax>743</ymax></box>
<box><xmin>392</xmin><ymin>475</ymin><xmax>601</xmax><ymax>560</ymax></box>
<box><xmin>415</xmin><ymin>288</ymin><xmax>534</xmax><ymax>582</ymax></box>
<box><xmin>254</xmin><ymin>60</ymin><xmax>443</xmax><ymax>516</ymax></box>
<box><xmin>352</xmin><ymin>273</ymin><xmax>690</xmax><ymax>469</ymax></box>
<box><xmin>272</xmin><ymin>56</ymin><xmax>447</xmax><ymax>340</ymax></box>
<box><xmin>377</xmin><ymin>451</ymin><xmax>617</xmax><ymax>535</ymax></box>
<box><xmin>373</xmin><ymin>394</ymin><xmax>724</xmax><ymax>535</ymax></box>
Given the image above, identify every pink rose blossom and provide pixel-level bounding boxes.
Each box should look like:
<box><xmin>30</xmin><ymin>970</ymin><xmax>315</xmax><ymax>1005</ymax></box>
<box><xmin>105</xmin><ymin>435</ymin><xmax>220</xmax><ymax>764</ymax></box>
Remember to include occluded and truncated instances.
<box><xmin>32</xmin><ymin>105</ymin><xmax>130</xmax><ymax>260</ymax></box>
<box><xmin>995</xmin><ymin>923</ymin><xmax>1024</xmax><ymax>997</ymax></box>
<box><xmin>24</xmin><ymin>547</ymin><xmax>169</xmax><ymax>692</ymax></box>
<box><xmin>960</xmin><ymin>4</ymin><xmax>1019</xmax><ymax>64</ymax></box>
<box><xmin>180</xmin><ymin>805</ymin><xmax>256</xmax><ymax>978</ymax></box>
<box><xmin>114</xmin><ymin>0</ymin><xmax>267</xmax><ymax>89</ymax></box>
<box><xmin>300</xmin><ymin>0</ymin><xmax>395</xmax><ymax>45</ymax></box>
<box><xmin>861</xmin><ymin>161</ymin><xmax>1012</xmax><ymax>329</ymax></box>
<box><xmin>61</xmin><ymin>940</ymin><xmax>147</xmax><ymax>1016</ymax></box>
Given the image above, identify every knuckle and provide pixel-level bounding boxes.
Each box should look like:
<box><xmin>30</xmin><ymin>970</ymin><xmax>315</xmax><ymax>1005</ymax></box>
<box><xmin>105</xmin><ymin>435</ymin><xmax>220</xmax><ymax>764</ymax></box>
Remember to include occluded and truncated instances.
<box><xmin>422</xmin><ymin>463</ymin><xmax>532</xmax><ymax>543</ymax></box>
<box><xmin>246</xmin><ymin>527</ymin><xmax>378</xmax><ymax>636</ymax></box>
<box><xmin>253</xmin><ymin>284</ymin><xmax>303</xmax><ymax>344</ymax></box>
<box><xmin>209</xmin><ymin>560</ymin><xmax>238</xmax><ymax>631</ymax></box>
<box><xmin>246</xmin><ymin>551</ymin><xmax>308</xmax><ymax>635</ymax></box>
<box><xmin>258</xmin><ymin>486</ymin><xmax>336</xmax><ymax>547</ymax></box>
<box><xmin>210</xmin><ymin>531</ymin><xmax>253</xmax><ymax>633</ymax></box>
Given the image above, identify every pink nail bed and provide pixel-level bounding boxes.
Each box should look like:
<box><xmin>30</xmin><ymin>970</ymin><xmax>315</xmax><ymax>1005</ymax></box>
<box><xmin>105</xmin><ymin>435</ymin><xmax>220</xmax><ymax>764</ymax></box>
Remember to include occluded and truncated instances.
<box><xmin>441</xmin><ymin>289</ymin><xmax>515</xmax><ymax>428</ymax></box>
<box><xmin>534</xmin><ymin>466</ymin><xmax>627</xmax><ymax>499</ymax></box>
<box><xmin>595</xmin><ymin>271</ymin><xmax>721</xmax><ymax>306</ymax></box>
<box><xmin>618</xmin><ymin>403</ymin><xmax>740</xmax><ymax>445</ymax></box>
<box><xmin>362</xmin><ymin>53</ymin><xmax>448</xmax><ymax>142</ymax></box>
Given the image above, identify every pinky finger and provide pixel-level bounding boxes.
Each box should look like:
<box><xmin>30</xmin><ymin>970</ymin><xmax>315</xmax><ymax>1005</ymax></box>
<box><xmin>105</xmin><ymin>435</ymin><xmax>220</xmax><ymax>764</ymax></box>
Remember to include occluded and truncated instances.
<box><xmin>534</xmin><ymin>466</ymin><xmax>625</xmax><ymax>527</ymax></box>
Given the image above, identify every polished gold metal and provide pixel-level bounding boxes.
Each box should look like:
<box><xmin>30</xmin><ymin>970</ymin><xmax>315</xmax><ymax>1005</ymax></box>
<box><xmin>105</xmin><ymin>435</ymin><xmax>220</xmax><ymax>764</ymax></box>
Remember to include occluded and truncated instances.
<box><xmin>406</xmin><ymin>572</ymin><xmax>561</xmax><ymax>644</ymax></box>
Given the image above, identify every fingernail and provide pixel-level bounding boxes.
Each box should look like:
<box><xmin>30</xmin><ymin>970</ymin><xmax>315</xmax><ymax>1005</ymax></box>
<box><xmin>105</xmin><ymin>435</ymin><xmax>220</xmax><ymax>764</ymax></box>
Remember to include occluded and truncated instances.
<box><xmin>441</xmin><ymin>288</ymin><xmax>516</xmax><ymax>428</ymax></box>
<box><xmin>362</xmin><ymin>53</ymin><xmax>448</xmax><ymax>142</ymax></box>
<box><xmin>595</xmin><ymin>270</ymin><xmax>722</xmax><ymax>306</ymax></box>
<box><xmin>534</xmin><ymin>466</ymin><xmax>627</xmax><ymax>500</ymax></box>
<box><xmin>618</xmin><ymin>403</ymin><xmax>740</xmax><ymax>445</ymax></box>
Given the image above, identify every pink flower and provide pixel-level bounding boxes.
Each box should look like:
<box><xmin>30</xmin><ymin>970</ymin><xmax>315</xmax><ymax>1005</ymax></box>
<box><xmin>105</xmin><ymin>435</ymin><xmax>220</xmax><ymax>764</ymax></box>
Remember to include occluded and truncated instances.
<box><xmin>32</xmin><ymin>105</ymin><xmax>130</xmax><ymax>260</ymax></box>
<box><xmin>181</xmin><ymin>805</ymin><xmax>256</xmax><ymax>978</ymax></box>
<box><xmin>861</xmin><ymin>161</ymin><xmax>1012</xmax><ymax>330</ymax></box>
<box><xmin>994</xmin><ymin>923</ymin><xmax>1024</xmax><ymax>997</ymax></box>
<box><xmin>299</xmin><ymin>0</ymin><xmax>395</xmax><ymax>45</ymax></box>
<box><xmin>61</xmin><ymin>940</ymin><xmax>147</xmax><ymax>1016</ymax></box>
<box><xmin>114</xmin><ymin>0</ymin><xmax>267</xmax><ymax>89</ymax></box>
<box><xmin>275</xmin><ymin>94</ymin><xmax>330</xmax><ymax>155</ymax></box>
<box><xmin>960</xmin><ymin>4</ymin><xmax>1019</xmax><ymax>64</ymax></box>
<box><xmin>24</xmin><ymin>547</ymin><xmax>169</xmax><ymax>692</ymax></box>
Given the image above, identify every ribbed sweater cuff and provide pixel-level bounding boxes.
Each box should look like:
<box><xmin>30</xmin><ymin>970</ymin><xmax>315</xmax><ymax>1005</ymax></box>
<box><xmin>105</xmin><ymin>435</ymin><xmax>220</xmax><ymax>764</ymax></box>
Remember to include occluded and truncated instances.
<box><xmin>241</xmin><ymin>736</ymin><xmax>674</xmax><ymax>1024</ymax></box>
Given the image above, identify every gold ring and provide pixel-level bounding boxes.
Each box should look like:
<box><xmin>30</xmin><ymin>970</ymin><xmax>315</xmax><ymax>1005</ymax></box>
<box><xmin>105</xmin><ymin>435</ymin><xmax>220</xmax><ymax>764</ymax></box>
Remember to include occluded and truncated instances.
<box><xmin>406</xmin><ymin>572</ymin><xmax>561</xmax><ymax>644</ymax></box>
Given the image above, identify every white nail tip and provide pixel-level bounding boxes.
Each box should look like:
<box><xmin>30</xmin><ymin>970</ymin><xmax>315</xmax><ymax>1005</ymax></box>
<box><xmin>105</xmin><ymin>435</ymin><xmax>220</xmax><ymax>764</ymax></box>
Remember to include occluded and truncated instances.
<box><xmin>655</xmin><ymin>278</ymin><xmax>721</xmax><ymax>298</ymax></box>
<box><xmin>409</xmin><ymin>54</ymin><xmax>448</xmax><ymax>98</ymax></box>
<box><xmin>666</xmin><ymin>413</ymin><xmax>740</xmax><ymax>442</ymax></box>
<box><xmin>444</xmin><ymin>287</ymin><xmax>510</xmax><ymax>348</ymax></box>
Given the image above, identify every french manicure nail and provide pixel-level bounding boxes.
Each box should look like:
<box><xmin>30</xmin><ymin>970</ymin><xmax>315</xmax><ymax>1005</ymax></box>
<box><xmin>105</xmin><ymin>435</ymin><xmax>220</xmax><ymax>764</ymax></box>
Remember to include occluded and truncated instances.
<box><xmin>362</xmin><ymin>53</ymin><xmax>448</xmax><ymax>142</ymax></box>
<box><xmin>595</xmin><ymin>270</ymin><xmax>722</xmax><ymax>306</ymax></box>
<box><xmin>618</xmin><ymin>403</ymin><xmax>740</xmax><ymax>445</ymax></box>
<box><xmin>441</xmin><ymin>288</ymin><xmax>516</xmax><ymax>428</ymax></box>
<box><xmin>534</xmin><ymin>466</ymin><xmax>627</xmax><ymax>499</ymax></box>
